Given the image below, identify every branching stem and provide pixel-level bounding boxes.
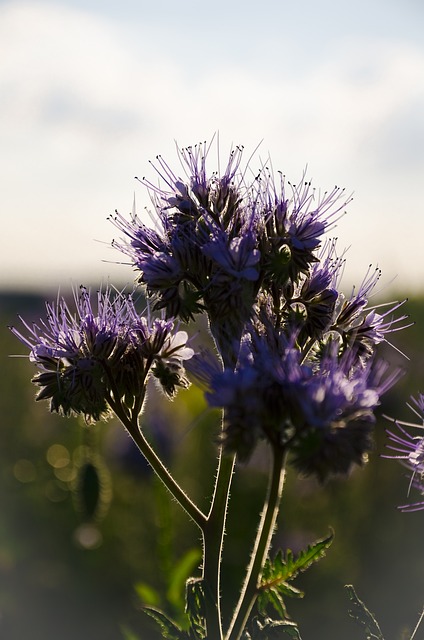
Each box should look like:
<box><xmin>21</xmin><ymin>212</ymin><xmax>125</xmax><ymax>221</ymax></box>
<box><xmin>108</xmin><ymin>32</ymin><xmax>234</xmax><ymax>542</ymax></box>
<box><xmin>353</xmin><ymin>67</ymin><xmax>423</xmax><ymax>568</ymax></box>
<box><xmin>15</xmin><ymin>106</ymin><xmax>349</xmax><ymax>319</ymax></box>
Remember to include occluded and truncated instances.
<box><xmin>109</xmin><ymin>394</ymin><xmax>207</xmax><ymax>531</ymax></box>
<box><xmin>109</xmin><ymin>391</ymin><xmax>237</xmax><ymax>639</ymax></box>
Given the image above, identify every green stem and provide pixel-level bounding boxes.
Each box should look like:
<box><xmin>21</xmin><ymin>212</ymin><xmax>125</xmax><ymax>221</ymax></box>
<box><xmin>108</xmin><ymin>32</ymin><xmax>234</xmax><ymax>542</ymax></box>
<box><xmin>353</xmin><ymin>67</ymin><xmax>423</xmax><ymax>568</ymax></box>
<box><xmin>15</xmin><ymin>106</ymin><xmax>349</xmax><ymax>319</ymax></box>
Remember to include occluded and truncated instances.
<box><xmin>110</xmin><ymin>395</ymin><xmax>207</xmax><ymax>531</ymax></box>
<box><xmin>202</xmin><ymin>446</ymin><xmax>236</xmax><ymax>640</ymax></box>
<box><xmin>225</xmin><ymin>445</ymin><xmax>287</xmax><ymax>640</ymax></box>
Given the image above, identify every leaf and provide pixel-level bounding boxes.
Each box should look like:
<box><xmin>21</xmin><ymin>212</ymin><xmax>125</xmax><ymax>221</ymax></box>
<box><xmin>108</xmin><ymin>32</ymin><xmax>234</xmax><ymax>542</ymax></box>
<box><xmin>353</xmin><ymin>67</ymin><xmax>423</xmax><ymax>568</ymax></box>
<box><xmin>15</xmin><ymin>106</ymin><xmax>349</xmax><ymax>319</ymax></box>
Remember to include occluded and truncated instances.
<box><xmin>345</xmin><ymin>585</ymin><xmax>385</xmax><ymax>640</ymax></box>
<box><xmin>185</xmin><ymin>577</ymin><xmax>206</xmax><ymax>639</ymax></box>
<box><xmin>261</xmin><ymin>529</ymin><xmax>334</xmax><ymax>589</ymax></box>
<box><xmin>134</xmin><ymin>581</ymin><xmax>161</xmax><ymax>607</ymax></box>
<box><xmin>262</xmin><ymin>588</ymin><xmax>287</xmax><ymax>620</ymax></box>
<box><xmin>244</xmin><ymin>616</ymin><xmax>302</xmax><ymax>639</ymax></box>
<box><xmin>259</xmin><ymin>618</ymin><xmax>302</xmax><ymax>640</ymax></box>
<box><xmin>142</xmin><ymin>606</ymin><xmax>188</xmax><ymax>640</ymax></box>
<box><xmin>167</xmin><ymin>548</ymin><xmax>202</xmax><ymax>609</ymax></box>
<box><xmin>257</xmin><ymin>529</ymin><xmax>334</xmax><ymax>619</ymax></box>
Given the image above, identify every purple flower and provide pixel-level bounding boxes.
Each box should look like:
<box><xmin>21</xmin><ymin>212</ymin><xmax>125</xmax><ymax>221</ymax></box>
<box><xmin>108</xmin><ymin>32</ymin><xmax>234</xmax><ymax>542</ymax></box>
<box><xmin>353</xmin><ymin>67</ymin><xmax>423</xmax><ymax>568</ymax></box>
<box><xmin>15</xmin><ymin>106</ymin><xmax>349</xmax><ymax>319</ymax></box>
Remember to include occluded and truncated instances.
<box><xmin>10</xmin><ymin>286</ymin><xmax>133</xmax><ymax>421</ymax></box>
<box><xmin>111</xmin><ymin>210</ymin><xmax>166</xmax><ymax>259</ymax></box>
<box><xmin>349</xmin><ymin>302</ymin><xmax>411</xmax><ymax>349</ymax></box>
<box><xmin>148</xmin><ymin>141</ymin><xmax>245</xmax><ymax>226</ymax></box>
<box><xmin>288</xmin><ymin>348</ymin><xmax>401</xmax><ymax>480</ymax></box>
<box><xmin>108</xmin><ymin>138</ymin><xmax>409</xmax><ymax>437</ymax></box>
<box><xmin>190</xmin><ymin>321</ymin><xmax>402</xmax><ymax>477</ymax></box>
<box><xmin>129</xmin><ymin>312</ymin><xmax>194</xmax><ymax>397</ymax></box>
<box><xmin>110</xmin><ymin>140</ymin><xmax>352</xmax><ymax>365</ymax></box>
<box><xmin>201</xmin><ymin>226</ymin><xmax>261</xmax><ymax>360</ymax></box>
<box><xmin>10</xmin><ymin>286</ymin><xmax>193</xmax><ymax>421</ymax></box>
<box><xmin>259</xmin><ymin>171</ymin><xmax>350</xmax><ymax>284</ymax></box>
<box><xmin>384</xmin><ymin>394</ymin><xmax>424</xmax><ymax>511</ymax></box>
<box><xmin>129</xmin><ymin>312</ymin><xmax>193</xmax><ymax>361</ymax></box>
<box><xmin>202</xmin><ymin>233</ymin><xmax>260</xmax><ymax>282</ymax></box>
<box><xmin>335</xmin><ymin>265</ymin><xmax>383</xmax><ymax>329</ymax></box>
<box><xmin>139</xmin><ymin>251</ymin><xmax>183</xmax><ymax>289</ymax></box>
<box><xmin>300</xmin><ymin>239</ymin><xmax>343</xmax><ymax>300</ymax></box>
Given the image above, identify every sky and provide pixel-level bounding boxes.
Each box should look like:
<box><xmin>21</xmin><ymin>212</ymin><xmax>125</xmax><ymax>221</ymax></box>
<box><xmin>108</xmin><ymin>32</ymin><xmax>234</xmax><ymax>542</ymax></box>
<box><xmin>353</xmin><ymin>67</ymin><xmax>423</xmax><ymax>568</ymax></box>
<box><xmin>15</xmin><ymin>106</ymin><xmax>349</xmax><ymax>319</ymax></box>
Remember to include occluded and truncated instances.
<box><xmin>1</xmin><ymin>0</ymin><xmax>423</xmax><ymax>295</ymax></box>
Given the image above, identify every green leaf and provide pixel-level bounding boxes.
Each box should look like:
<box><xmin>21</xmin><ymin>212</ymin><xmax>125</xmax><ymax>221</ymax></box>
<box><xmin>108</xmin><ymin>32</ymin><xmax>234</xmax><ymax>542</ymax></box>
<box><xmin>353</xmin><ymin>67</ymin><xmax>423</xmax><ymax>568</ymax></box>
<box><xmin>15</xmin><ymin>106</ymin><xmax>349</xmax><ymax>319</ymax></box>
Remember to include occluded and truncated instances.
<box><xmin>185</xmin><ymin>577</ymin><xmax>206</xmax><ymax>639</ymax></box>
<box><xmin>345</xmin><ymin>585</ymin><xmax>385</xmax><ymax>640</ymax></box>
<box><xmin>142</xmin><ymin>607</ymin><xmax>188</xmax><ymax>640</ymax></box>
<box><xmin>257</xmin><ymin>529</ymin><xmax>334</xmax><ymax>619</ymax></box>
<box><xmin>263</xmin><ymin>588</ymin><xmax>287</xmax><ymax>620</ymax></box>
<box><xmin>261</xmin><ymin>529</ymin><xmax>334</xmax><ymax>589</ymax></box>
<box><xmin>244</xmin><ymin>616</ymin><xmax>302</xmax><ymax>639</ymax></box>
<box><xmin>260</xmin><ymin>618</ymin><xmax>302</xmax><ymax>640</ymax></box>
<box><xmin>134</xmin><ymin>581</ymin><xmax>161</xmax><ymax>607</ymax></box>
<box><xmin>167</xmin><ymin>548</ymin><xmax>202</xmax><ymax>609</ymax></box>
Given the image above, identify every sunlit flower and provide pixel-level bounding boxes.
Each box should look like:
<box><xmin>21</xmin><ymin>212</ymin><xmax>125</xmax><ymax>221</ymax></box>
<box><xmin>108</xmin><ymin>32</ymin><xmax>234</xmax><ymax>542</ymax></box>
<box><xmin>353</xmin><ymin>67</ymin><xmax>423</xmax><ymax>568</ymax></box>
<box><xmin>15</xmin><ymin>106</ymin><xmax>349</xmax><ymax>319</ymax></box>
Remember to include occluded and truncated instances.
<box><xmin>10</xmin><ymin>286</ymin><xmax>133</xmax><ymax>421</ymax></box>
<box><xmin>384</xmin><ymin>393</ymin><xmax>424</xmax><ymax>511</ymax></box>
<box><xmin>106</xmin><ymin>137</ymin><xmax>408</xmax><ymax>476</ymax></box>
<box><xmin>110</xmin><ymin>139</ymin><xmax>352</xmax><ymax>364</ymax></box>
<box><xmin>10</xmin><ymin>286</ymin><xmax>193</xmax><ymax>421</ymax></box>
<box><xmin>190</xmin><ymin>324</ymin><xmax>402</xmax><ymax>477</ymax></box>
<box><xmin>289</xmin><ymin>349</ymin><xmax>401</xmax><ymax>481</ymax></box>
<box><xmin>258</xmin><ymin>171</ymin><xmax>349</xmax><ymax>284</ymax></box>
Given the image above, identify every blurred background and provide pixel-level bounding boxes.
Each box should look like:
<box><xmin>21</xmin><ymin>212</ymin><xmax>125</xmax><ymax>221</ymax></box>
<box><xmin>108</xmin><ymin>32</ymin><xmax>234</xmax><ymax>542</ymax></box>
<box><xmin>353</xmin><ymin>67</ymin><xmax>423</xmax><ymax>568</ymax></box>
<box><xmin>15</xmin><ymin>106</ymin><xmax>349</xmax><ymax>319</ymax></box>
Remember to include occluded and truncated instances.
<box><xmin>1</xmin><ymin>295</ymin><xmax>424</xmax><ymax>640</ymax></box>
<box><xmin>1</xmin><ymin>0</ymin><xmax>424</xmax><ymax>293</ymax></box>
<box><xmin>1</xmin><ymin>0</ymin><xmax>424</xmax><ymax>638</ymax></box>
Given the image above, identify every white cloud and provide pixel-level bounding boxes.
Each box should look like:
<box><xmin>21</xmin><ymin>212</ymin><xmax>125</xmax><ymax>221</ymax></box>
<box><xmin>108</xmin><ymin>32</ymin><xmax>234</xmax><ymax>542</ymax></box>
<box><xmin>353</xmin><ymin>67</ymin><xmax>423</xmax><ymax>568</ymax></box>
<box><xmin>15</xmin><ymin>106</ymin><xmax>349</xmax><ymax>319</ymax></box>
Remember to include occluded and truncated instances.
<box><xmin>1</xmin><ymin>1</ymin><xmax>423</xmax><ymax>292</ymax></box>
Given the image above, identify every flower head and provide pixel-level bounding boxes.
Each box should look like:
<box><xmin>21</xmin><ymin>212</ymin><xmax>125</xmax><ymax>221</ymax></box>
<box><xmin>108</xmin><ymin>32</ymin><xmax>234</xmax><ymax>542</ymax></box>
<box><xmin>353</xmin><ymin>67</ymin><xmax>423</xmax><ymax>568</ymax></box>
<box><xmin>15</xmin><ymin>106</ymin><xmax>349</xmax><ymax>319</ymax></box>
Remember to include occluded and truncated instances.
<box><xmin>10</xmin><ymin>286</ymin><xmax>193</xmax><ymax>422</ymax></box>
<box><xmin>384</xmin><ymin>393</ymin><xmax>424</xmax><ymax>511</ymax></box>
<box><xmin>334</xmin><ymin>265</ymin><xmax>411</xmax><ymax>357</ymax></box>
<box><xmin>190</xmin><ymin>321</ymin><xmax>401</xmax><ymax>478</ymax></box>
<box><xmin>111</xmin><ymin>140</ymin><xmax>352</xmax><ymax>365</ymax></box>
<box><xmin>107</xmin><ymin>137</ymin><xmax>407</xmax><ymax>475</ymax></box>
<box><xmin>288</xmin><ymin>349</ymin><xmax>400</xmax><ymax>481</ymax></box>
<box><xmin>258</xmin><ymin>171</ymin><xmax>349</xmax><ymax>286</ymax></box>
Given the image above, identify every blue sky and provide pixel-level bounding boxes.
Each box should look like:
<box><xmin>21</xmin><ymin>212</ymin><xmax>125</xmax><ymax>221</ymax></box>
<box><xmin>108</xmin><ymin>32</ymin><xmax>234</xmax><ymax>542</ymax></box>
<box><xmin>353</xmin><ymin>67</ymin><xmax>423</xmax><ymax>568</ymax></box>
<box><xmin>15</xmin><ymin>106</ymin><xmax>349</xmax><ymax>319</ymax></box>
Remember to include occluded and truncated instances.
<box><xmin>1</xmin><ymin>0</ymin><xmax>423</xmax><ymax>293</ymax></box>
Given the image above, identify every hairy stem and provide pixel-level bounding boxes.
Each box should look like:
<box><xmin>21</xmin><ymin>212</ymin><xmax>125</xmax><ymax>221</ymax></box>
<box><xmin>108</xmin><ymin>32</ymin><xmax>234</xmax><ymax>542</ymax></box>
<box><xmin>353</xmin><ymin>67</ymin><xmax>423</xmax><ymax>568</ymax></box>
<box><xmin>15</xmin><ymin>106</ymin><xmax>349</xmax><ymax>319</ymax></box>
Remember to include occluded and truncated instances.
<box><xmin>202</xmin><ymin>446</ymin><xmax>236</xmax><ymax>640</ymax></box>
<box><xmin>225</xmin><ymin>445</ymin><xmax>287</xmax><ymax>640</ymax></box>
<box><xmin>410</xmin><ymin>606</ymin><xmax>424</xmax><ymax>640</ymax></box>
<box><xmin>110</xmin><ymin>395</ymin><xmax>207</xmax><ymax>531</ymax></box>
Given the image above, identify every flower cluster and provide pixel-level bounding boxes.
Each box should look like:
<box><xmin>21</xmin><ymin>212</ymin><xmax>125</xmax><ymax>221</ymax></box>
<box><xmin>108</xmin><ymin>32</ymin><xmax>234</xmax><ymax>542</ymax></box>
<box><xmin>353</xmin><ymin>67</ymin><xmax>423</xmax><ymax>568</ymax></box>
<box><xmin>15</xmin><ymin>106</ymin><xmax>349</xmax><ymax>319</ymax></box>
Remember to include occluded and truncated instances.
<box><xmin>12</xmin><ymin>139</ymin><xmax>408</xmax><ymax>481</ymax></box>
<box><xmin>110</xmin><ymin>143</ymin><xmax>350</xmax><ymax>365</ymax></box>
<box><xmin>189</xmin><ymin>308</ymin><xmax>403</xmax><ymax>480</ymax></box>
<box><xmin>109</xmin><ymin>140</ymin><xmax>408</xmax><ymax>480</ymax></box>
<box><xmin>10</xmin><ymin>286</ymin><xmax>193</xmax><ymax>423</ymax></box>
<box><xmin>384</xmin><ymin>394</ymin><xmax>424</xmax><ymax>511</ymax></box>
